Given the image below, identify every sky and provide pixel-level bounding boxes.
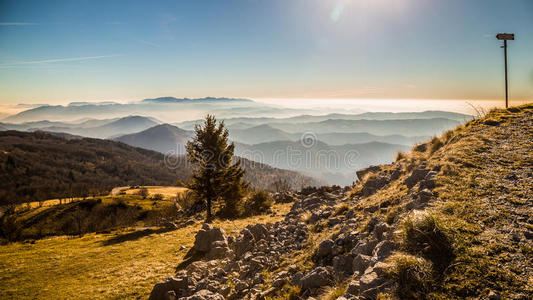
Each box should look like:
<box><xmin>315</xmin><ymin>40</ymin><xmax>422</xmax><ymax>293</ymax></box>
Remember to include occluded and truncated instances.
<box><xmin>0</xmin><ymin>0</ymin><xmax>532</xmax><ymax>105</ymax></box>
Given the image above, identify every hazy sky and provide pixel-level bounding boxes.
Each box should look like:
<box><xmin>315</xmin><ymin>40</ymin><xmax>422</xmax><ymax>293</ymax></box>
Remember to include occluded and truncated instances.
<box><xmin>0</xmin><ymin>0</ymin><xmax>532</xmax><ymax>105</ymax></box>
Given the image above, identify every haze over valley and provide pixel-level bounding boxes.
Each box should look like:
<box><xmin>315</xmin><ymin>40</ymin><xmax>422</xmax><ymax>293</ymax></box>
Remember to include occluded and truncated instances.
<box><xmin>0</xmin><ymin>97</ymin><xmax>471</xmax><ymax>185</ymax></box>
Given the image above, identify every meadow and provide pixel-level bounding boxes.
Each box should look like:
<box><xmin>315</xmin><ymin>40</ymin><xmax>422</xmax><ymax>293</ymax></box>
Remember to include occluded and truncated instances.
<box><xmin>0</xmin><ymin>198</ymin><xmax>291</xmax><ymax>299</ymax></box>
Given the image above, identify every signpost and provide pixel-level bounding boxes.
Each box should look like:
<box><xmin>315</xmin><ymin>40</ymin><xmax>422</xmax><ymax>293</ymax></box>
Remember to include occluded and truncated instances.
<box><xmin>496</xmin><ymin>33</ymin><xmax>514</xmax><ymax>108</ymax></box>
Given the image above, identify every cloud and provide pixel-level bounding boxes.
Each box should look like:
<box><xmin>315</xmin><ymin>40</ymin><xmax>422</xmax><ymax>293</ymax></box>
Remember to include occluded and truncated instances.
<box><xmin>136</xmin><ymin>39</ymin><xmax>161</xmax><ymax>48</ymax></box>
<box><xmin>0</xmin><ymin>22</ymin><xmax>38</xmax><ymax>26</ymax></box>
<box><xmin>0</xmin><ymin>55</ymin><xmax>121</xmax><ymax>68</ymax></box>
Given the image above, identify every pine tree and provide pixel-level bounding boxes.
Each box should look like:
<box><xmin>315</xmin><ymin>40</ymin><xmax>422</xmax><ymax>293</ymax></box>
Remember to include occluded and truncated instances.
<box><xmin>185</xmin><ymin>115</ymin><xmax>248</xmax><ymax>221</ymax></box>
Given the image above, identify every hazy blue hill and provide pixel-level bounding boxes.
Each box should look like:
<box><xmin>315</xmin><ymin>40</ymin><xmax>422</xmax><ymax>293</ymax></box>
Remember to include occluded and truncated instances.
<box><xmin>141</xmin><ymin>96</ymin><xmax>253</xmax><ymax>104</ymax></box>
<box><xmin>175</xmin><ymin>111</ymin><xmax>471</xmax><ymax>128</ymax></box>
<box><xmin>70</xmin><ymin>117</ymin><xmax>120</xmax><ymax>128</ymax></box>
<box><xmin>38</xmin><ymin>116</ymin><xmax>160</xmax><ymax>139</ymax></box>
<box><xmin>0</xmin><ymin>120</ymin><xmax>73</xmax><ymax>131</ymax></box>
<box><xmin>229</xmin><ymin>124</ymin><xmax>295</xmax><ymax>144</ymax></box>
<box><xmin>268</xmin><ymin>118</ymin><xmax>460</xmax><ymax>136</ymax></box>
<box><xmin>353</xmin><ymin>110</ymin><xmax>472</xmax><ymax>121</ymax></box>
<box><xmin>114</xmin><ymin>124</ymin><xmax>192</xmax><ymax>154</ymax></box>
<box><xmin>314</xmin><ymin>132</ymin><xmax>429</xmax><ymax>146</ymax></box>
<box><xmin>234</xmin><ymin>140</ymin><xmax>408</xmax><ymax>185</ymax></box>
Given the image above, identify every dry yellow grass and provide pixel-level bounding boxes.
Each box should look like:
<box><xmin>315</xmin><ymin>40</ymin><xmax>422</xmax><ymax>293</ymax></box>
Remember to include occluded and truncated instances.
<box><xmin>0</xmin><ymin>203</ymin><xmax>292</xmax><ymax>299</ymax></box>
<box><xmin>112</xmin><ymin>186</ymin><xmax>189</xmax><ymax>200</ymax></box>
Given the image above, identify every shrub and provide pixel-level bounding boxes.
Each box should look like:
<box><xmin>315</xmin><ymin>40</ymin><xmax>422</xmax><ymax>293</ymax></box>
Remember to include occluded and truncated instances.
<box><xmin>137</xmin><ymin>187</ymin><xmax>148</xmax><ymax>199</ymax></box>
<box><xmin>385</xmin><ymin>207</ymin><xmax>398</xmax><ymax>225</ymax></box>
<box><xmin>285</xmin><ymin>285</ymin><xmax>302</xmax><ymax>300</ymax></box>
<box><xmin>395</xmin><ymin>151</ymin><xmax>407</xmax><ymax>161</ymax></box>
<box><xmin>321</xmin><ymin>284</ymin><xmax>347</xmax><ymax>300</ymax></box>
<box><xmin>151</xmin><ymin>193</ymin><xmax>164</xmax><ymax>201</ymax></box>
<box><xmin>429</xmin><ymin>137</ymin><xmax>444</xmax><ymax>155</ymax></box>
<box><xmin>386</xmin><ymin>253</ymin><xmax>433</xmax><ymax>299</ymax></box>
<box><xmin>333</xmin><ymin>203</ymin><xmax>350</xmax><ymax>216</ymax></box>
<box><xmin>401</xmin><ymin>212</ymin><xmax>455</xmax><ymax>271</ymax></box>
<box><xmin>176</xmin><ymin>190</ymin><xmax>200</xmax><ymax>212</ymax></box>
<box><xmin>244</xmin><ymin>190</ymin><xmax>273</xmax><ymax>216</ymax></box>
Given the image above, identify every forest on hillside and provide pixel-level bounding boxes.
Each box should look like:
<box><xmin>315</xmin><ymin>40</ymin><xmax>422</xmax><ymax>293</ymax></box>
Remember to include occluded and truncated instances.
<box><xmin>0</xmin><ymin>131</ymin><xmax>319</xmax><ymax>206</ymax></box>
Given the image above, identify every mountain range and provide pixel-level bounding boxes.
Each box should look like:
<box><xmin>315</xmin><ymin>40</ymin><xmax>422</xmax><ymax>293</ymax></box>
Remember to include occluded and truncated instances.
<box><xmin>1</xmin><ymin>97</ymin><xmax>297</xmax><ymax>123</ymax></box>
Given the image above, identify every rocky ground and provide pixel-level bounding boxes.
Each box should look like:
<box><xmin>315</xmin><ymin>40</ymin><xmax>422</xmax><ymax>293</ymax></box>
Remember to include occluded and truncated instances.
<box><xmin>148</xmin><ymin>105</ymin><xmax>533</xmax><ymax>300</ymax></box>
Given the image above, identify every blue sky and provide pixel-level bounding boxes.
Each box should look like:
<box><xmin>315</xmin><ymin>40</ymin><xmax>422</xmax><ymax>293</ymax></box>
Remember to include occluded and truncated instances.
<box><xmin>0</xmin><ymin>0</ymin><xmax>532</xmax><ymax>104</ymax></box>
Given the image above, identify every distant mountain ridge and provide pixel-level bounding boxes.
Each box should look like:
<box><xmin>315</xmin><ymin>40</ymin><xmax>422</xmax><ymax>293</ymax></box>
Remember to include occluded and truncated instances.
<box><xmin>32</xmin><ymin>116</ymin><xmax>160</xmax><ymax>139</ymax></box>
<box><xmin>175</xmin><ymin>110</ymin><xmax>472</xmax><ymax>129</ymax></box>
<box><xmin>2</xmin><ymin>96</ymin><xmax>275</xmax><ymax>123</ymax></box>
<box><xmin>141</xmin><ymin>97</ymin><xmax>253</xmax><ymax>104</ymax></box>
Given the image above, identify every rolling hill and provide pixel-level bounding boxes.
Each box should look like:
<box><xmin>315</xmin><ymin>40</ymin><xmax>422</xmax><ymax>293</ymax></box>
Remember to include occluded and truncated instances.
<box><xmin>267</xmin><ymin>117</ymin><xmax>460</xmax><ymax>136</ymax></box>
<box><xmin>0</xmin><ymin>131</ymin><xmax>319</xmax><ymax>206</ymax></box>
<box><xmin>114</xmin><ymin>124</ymin><xmax>192</xmax><ymax>154</ymax></box>
<box><xmin>37</xmin><ymin>116</ymin><xmax>160</xmax><ymax>138</ymax></box>
<box><xmin>175</xmin><ymin>111</ymin><xmax>471</xmax><ymax>129</ymax></box>
<box><xmin>234</xmin><ymin>140</ymin><xmax>409</xmax><ymax>185</ymax></box>
<box><xmin>229</xmin><ymin>124</ymin><xmax>294</xmax><ymax>144</ymax></box>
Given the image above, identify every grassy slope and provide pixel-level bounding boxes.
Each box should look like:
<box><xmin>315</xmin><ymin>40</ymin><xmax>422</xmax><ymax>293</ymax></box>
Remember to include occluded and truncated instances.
<box><xmin>0</xmin><ymin>203</ymin><xmax>292</xmax><ymax>299</ymax></box>
<box><xmin>350</xmin><ymin>104</ymin><xmax>533</xmax><ymax>298</ymax></box>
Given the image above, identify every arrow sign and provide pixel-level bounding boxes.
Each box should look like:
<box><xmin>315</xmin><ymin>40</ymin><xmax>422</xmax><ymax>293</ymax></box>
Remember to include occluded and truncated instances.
<box><xmin>496</xmin><ymin>33</ymin><xmax>514</xmax><ymax>40</ymax></box>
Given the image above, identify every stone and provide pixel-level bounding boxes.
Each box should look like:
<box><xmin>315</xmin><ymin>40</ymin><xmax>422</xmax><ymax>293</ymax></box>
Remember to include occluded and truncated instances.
<box><xmin>333</xmin><ymin>254</ymin><xmax>354</xmax><ymax>276</ymax></box>
<box><xmin>247</xmin><ymin>224</ymin><xmax>269</xmax><ymax>242</ymax></box>
<box><xmin>316</xmin><ymin>239</ymin><xmax>335</xmax><ymax>257</ymax></box>
<box><xmin>372</xmin><ymin>222</ymin><xmax>389</xmax><ymax>240</ymax></box>
<box><xmin>351</xmin><ymin>239</ymin><xmax>378</xmax><ymax>256</ymax></box>
<box><xmin>404</xmin><ymin>167</ymin><xmax>429</xmax><ymax>188</ymax></box>
<box><xmin>182</xmin><ymin>289</ymin><xmax>224</xmax><ymax>300</ymax></box>
<box><xmin>360</xmin><ymin>282</ymin><xmax>393</xmax><ymax>300</ymax></box>
<box><xmin>187</xmin><ymin>261</ymin><xmax>208</xmax><ymax>280</ymax></box>
<box><xmin>193</xmin><ymin>224</ymin><xmax>227</xmax><ymax>253</ymax></box>
<box><xmin>360</xmin><ymin>176</ymin><xmax>390</xmax><ymax>197</ymax></box>
<box><xmin>328</xmin><ymin>217</ymin><xmax>343</xmax><ymax>227</ymax></box>
<box><xmin>299</xmin><ymin>267</ymin><xmax>333</xmax><ymax>290</ymax></box>
<box><xmin>352</xmin><ymin>254</ymin><xmax>372</xmax><ymax>275</ymax></box>
<box><xmin>148</xmin><ymin>276</ymin><xmax>196</xmax><ymax>300</ymax></box>
<box><xmin>488</xmin><ymin>291</ymin><xmax>501</xmax><ymax>300</ymax></box>
<box><xmin>358</xmin><ymin>271</ymin><xmax>387</xmax><ymax>294</ymax></box>
<box><xmin>356</xmin><ymin>165</ymin><xmax>382</xmax><ymax>181</ymax></box>
<box><xmin>372</xmin><ymin>240</ymin><xmax>398</xmax><ymax>260</ymax></box>
<box><xmin>371</xmin><ymin>261</ymin><xmax>392</xmax><ymax>276</ymax></box>
<box><xmin>345</xmin><ymin>279</ymin><xmax>360</xmax><ymax>295</ymax></box>
<box><xmin>292</xmin><ymin>272</ymin><xmax>304</xmax><ymax>285</ymax></box>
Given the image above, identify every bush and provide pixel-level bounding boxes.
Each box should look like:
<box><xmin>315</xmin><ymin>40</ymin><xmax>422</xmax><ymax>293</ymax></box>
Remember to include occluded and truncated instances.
<box><xmin>137</xmin><ymin>187</ymin><xmax>149</xmax><ymax>199</ymax></box>
<box><xmin>401</xmin><ymin>212</ymin><xmax>455</xmax><ymax>271</ymax></box>
<box><xmin>176</xmin><ymin>190</ymin><xmax>197</xmax><ymax>209</ymax></box>
<box><xmin>151</xmin><ymin>193</ymin><xmax>164</xmax><ymax>201</ymax></box>
<box><xmin>244</xmin><ymin>190</ymin><xmax>273</xmax><ymax>216</ymax></box>
<box><xmin>386</xmin><ymin>253</ymin><xmax>433</xmax><ymax>299</ymax></box>
<box><xmin>429</xmin><ymin>137</ymin><xmax>444</xmax><ymax>155</ymax></box>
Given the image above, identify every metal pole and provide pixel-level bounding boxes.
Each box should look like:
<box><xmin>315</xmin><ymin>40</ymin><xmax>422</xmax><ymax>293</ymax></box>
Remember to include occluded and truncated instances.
<box><xmin>504</xmin><ymin>39</ymin><xmax>508</xmax><ymax>108</ymax></box>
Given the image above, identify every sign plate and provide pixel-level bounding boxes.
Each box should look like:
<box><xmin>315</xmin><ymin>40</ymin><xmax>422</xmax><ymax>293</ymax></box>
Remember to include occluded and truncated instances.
<box><xmin>497</xmin><ymin>33</ymin><xmax>515</xmax><ymax>40</ymax></box>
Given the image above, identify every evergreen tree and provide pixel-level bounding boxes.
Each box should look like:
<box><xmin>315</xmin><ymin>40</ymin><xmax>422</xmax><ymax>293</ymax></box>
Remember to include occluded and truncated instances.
<box><xmin>185</xmin><ymin>115</ymin><xmax>248</xmax><ymax>221</ymax></box>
